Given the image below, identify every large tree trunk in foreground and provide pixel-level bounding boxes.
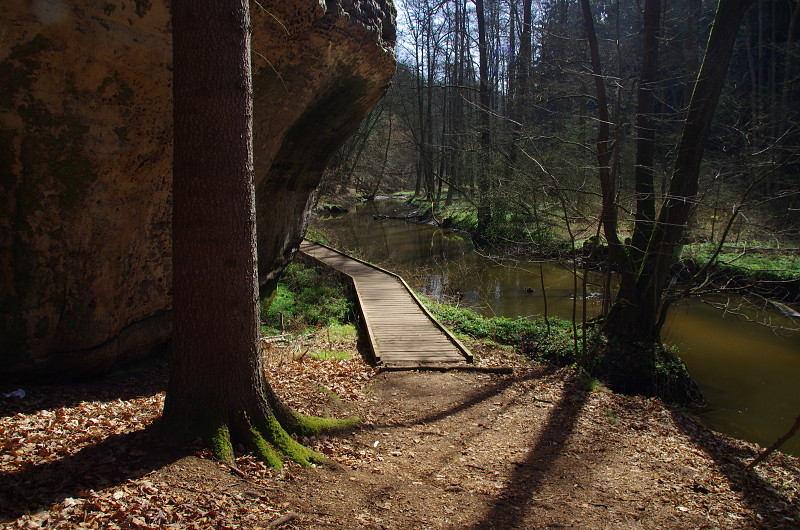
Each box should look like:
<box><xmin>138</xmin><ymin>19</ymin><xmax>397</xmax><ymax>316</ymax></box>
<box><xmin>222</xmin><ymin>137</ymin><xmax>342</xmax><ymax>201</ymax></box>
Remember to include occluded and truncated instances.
<box><xmin>163</xmin><ymin>0</ymin><xmax>395</xmax><ymax>465</ymax></box>
<box><xmin>164</xmin><ymin>0</ymin><xmax>290</xmax><ymax>464</ymax></box>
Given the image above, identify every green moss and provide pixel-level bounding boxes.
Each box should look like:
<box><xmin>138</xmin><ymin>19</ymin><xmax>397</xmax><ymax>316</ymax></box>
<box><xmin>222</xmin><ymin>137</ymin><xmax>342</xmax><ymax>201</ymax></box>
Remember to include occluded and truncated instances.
<box><xmin>289</xmin><ymin>411</ymin><xmax>360</xmax><ymax>438</ymax></box>
<box><xmin>247</xmin><ymin>425</ymin><xmax>283</xmax><ymax>468</ymax></box>
<box><xmin>0</xmin><ymin>34</ymin><xmax>52</xmax><ymax>109</ymax></box>
<box><xmin>210</xmin><ymin>424</ymin><xmax>234</xmax><ymax>463</ymax></box>
<box><xmin>51</xmin><ymin>159</ymin><xmax>97</xmax><ymax>209</ymax></box>
<box><xmin>113</xmin><ymin>126</ymin><xmax>128</xmax><ymax>142</ymax></box>
<box><xmin>102</xmin><ymin>2</ymin><xmax>117</xmax><ymax>15</ymax></box>
<box><xmin>255</xmin><ymin>414</ymin><xmax>324</xmax><ymax>467</ymax></box>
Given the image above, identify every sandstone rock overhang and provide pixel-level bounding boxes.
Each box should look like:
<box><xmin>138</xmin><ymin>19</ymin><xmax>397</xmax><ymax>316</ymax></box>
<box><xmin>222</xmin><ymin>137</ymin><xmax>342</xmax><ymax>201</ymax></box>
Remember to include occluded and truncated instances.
<box><xmin>0</xmin><ymin>0</ymin><xmax>396</xmax><ymax>380</ymax></box>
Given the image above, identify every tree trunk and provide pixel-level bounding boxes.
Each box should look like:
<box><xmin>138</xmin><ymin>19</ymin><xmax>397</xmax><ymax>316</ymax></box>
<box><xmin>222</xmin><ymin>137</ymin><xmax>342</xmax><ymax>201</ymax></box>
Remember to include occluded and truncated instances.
<box><xmin>164</xmin><ymin>0</ymin><xmax>385</xmax><ymax>466</ymax></box>
<box><xmin>475</xmin><ymin>0</ymin><xmax>493</xmax><ymax>239</ymax></box>
<box><xmin>579</xmin><ymin>0</ymin><xmax>631</xmax><ymax>288</ymax></box>
<box><xmin>683</xmin><ymin>0</ymin><xmax>702</xmax><ymax>109</ymax></box>
<box><xmin>779</xmin><ymin>1</ymin><xmax>800</xmax><ymax>136</ymax></box>
<box><xmin>605</xmin><ymin>0</ymin><xmax>756</xmax><ymax>343</ymax></box>
<box><xmin>630</xmin><ymin>0</ymin><xmax>661</xmax><ymax>266</ymax></box>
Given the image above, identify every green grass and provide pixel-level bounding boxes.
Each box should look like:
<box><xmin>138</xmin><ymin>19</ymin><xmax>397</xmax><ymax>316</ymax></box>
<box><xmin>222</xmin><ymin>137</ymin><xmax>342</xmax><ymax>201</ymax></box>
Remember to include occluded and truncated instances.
<box><xmin>310</xmin><ymin>350</ymin><xmax>351</xmax><ymax>361</ymax></box>
<box><xmin>422</xmin><ymin>298</ymin><xmax>577</xmax><ymax>363</ymax></box>
<box><xmin>260</xmin><ymin>263</ymin><xmax>353</xmax><ymax>333</ymax></box>
<box><xmin>681</xmin><ymin>243</ymin><xmax>800</xmax><ymax>282</ymax></box>
<box><xmin>324</xmin><ymin>323</ymin><xmax>358</xmax><ymax>341</ymax></box>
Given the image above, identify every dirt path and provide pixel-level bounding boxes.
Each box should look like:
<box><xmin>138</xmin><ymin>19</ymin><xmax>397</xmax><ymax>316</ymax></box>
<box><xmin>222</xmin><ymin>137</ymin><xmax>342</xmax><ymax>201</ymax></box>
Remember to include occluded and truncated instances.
<box><xmin>2</xmin><ymin>341</ymin><xmax>799</xmax><ymax>529</ymax></box>
<box><xmin>276</xmin><ymin>367</ymin><xmax>799</xmax><ymax>529</ymax></box>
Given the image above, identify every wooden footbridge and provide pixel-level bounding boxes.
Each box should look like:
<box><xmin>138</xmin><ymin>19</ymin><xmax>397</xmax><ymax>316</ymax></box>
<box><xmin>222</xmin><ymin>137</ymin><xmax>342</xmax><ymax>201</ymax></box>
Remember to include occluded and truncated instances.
<box><xmin>298</xmin><ymin>240</ymin><xmax>473</xmax><ymax>368</ymax></box>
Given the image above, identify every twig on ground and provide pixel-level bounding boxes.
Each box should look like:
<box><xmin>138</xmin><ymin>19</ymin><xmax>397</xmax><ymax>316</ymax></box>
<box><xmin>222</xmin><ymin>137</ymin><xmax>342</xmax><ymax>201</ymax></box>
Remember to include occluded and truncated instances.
<box><xmin>745</xmin><ymin>412</ymin><xmax>800</xmax><ymax>470</ymax></box>
<box><xmin>269</xmin><ymin>511</ymin><xmax>300</xmax><ymax>528</ymax></box>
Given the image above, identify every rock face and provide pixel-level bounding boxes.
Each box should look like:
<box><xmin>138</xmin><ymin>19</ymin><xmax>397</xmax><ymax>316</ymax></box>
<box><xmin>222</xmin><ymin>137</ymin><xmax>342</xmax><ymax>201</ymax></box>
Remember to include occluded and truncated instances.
<box><xmin>0</xmin><ymin>0</ymin><xmax>396</xmax><ymax>379</ymax></box>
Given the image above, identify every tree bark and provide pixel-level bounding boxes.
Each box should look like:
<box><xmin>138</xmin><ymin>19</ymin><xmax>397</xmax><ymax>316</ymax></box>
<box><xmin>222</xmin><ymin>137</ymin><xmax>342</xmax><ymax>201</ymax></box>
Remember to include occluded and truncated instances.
<box><xmin>163</xmin><ymin>0</ymin><xmax>387</xmax><ymax>466</ymax></box>
<box><xmin>579</xmin><ymin>0</ymin><xmax>631</xmax><ymax>289</ymax></box>
<box><xmin>166</xmin><ymin>0</ymin><xmax>272</xmax><ymax>459</ymax></box>
<box><xmin>779</xmin><ymin>1</ymin><xmax>800</xmax><ymax>136</ymax></box>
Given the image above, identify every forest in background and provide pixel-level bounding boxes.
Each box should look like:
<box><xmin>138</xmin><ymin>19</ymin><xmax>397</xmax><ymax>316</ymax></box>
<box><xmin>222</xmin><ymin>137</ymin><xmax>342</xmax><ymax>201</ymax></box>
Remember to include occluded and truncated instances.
<box><xmin>322</xmin><ymin>0</ymin><xmax>800</xmax><ymax>250</ymax></box>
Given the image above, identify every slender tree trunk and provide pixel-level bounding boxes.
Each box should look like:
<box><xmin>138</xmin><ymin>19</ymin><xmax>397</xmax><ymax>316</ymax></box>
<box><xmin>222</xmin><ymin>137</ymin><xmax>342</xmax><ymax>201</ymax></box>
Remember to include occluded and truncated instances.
<box><xmin>579</xmin><ymin>0</ymin><xmax>632</xmax><ymax>290</ymax></box>
<box><xmin>476</xmin><ymin>0</ymin><xmax>493</xmax><ymax>238</ymax></box>
<box><xmin>630</xmin><ymin>0</ymin><xmax>661</xmax><ymax>266</ymax></box>
<box><xmin>605</xmin><ymin>0</ymin><xmax>756</xmax><ymax>342</ymax></box>
<box><xmin>770</xmin><ymin>0</ymin><xmax>777</xmax><ymax>139</ymax></box>
<box><xmin>683</xmin><ymin>0</ymin><xmax>702</xmax><ymax>109</ymax></box>
<box><xmin>746</xmin><ymin>18</ymin><xmax>759</xmax><ymax>142</ymax></box>
<box><xmin>756</xmin><ymin>0</ymin><xmax>764</xmax><ymax>147</ymax></box>
<box><xmin>780</xmin><ymin>1</ymin><xmax>800</xmax><ymax>136</ymax></box>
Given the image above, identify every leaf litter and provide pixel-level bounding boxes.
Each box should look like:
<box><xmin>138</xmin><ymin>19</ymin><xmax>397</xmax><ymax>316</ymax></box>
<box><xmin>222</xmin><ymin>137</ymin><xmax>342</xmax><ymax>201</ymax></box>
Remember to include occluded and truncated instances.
<box><xmin>1</xmin><ymin>334</ymin><xmax>798</xmax><ymax>529</ymax></box>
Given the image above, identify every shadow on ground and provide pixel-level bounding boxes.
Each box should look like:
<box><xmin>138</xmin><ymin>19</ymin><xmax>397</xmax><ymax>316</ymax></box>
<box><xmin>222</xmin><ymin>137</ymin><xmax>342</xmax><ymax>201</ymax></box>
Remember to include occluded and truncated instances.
<box><xmin>0</xmin><ymin>358</ymin><xmax>179</xmax><ymax>521</ymax></box>
<box><xmin>0</xmin><ymin>355</ymin><xmax>169</xmax><ymax>419</ymax></box>
<box><xmin>367</xmin><ymin>367</ymin><xmax>547</xmax><ymax>429</ymax></box>
<box><xmin>0</xmin><ymin>422</ymin><xmax>184</xmax><ymax>522</ymax></box>
<box><xmin>672</xmin><ymin>411</ymin><xmax>799</xmax><ymax>529</ymax></box>
<box><xmin>470</xmin><ymin>372</ymin><xmax>590</xmax><ymax>530</ymax></box>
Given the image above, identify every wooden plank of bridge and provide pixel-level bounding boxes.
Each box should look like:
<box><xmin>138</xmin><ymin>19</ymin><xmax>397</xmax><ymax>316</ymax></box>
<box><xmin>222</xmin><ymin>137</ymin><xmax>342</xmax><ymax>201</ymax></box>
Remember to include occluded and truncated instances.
<box><xmin>298</xmin><ymin>240</ymin><xmax>472</xmax><ymax>367</ymax></box>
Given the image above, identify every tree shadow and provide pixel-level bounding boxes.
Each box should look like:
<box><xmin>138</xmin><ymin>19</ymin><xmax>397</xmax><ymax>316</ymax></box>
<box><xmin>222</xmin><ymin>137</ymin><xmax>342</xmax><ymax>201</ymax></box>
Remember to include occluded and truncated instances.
<box><xmin>415</xmin><ymin>368</ymin><xmax>545</xmax><ymax>426</ymax></box>
<box><xmin>0</xmin><ymin>422</ymin><xmax>184</xmax><ymax>522</ymax></box>
<box><xmin>0</xmin><ymin>356</ymin><xmax>169</xmax><ymax>419</ymax></box>
<box><xmin>670</xmin><ymin>410</ymin><xmax>799</xmax><ymax>529</ymax></box>
<box><xmin>470</xmin><ymin>373</ymin><xmax>590</xmax><ymax>530</ymax></box>
<box><xmin>366</xmin><ymin>367</ymin><xmax>548</xmax><ymax>430</ymax></box>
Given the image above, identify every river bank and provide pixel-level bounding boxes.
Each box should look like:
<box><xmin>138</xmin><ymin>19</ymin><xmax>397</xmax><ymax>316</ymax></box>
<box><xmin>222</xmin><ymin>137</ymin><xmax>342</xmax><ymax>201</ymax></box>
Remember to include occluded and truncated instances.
<box><xmin>2</xmin><ymin>332</ymin><xmax>798</xmax><ymax>529</ymax></box>
<box><xmin>316</xmin><ymin>193</ymin><xmax>800</xmax><ymax>303</ymax></box>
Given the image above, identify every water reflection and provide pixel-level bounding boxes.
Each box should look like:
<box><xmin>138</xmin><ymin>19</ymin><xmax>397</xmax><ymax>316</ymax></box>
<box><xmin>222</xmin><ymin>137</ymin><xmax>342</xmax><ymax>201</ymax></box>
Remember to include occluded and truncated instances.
<box><xmin>313</xmin><ymin>199</ymin><xmax>800</xmax><ymax>455</ymax></box>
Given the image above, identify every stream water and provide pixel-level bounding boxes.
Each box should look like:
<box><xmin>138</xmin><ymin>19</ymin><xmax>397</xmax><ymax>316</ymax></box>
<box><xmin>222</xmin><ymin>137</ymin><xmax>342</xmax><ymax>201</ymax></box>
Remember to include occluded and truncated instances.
<box><xmin>311</xmin><ymin>198</ymin><xmax>800</xmax><ymax>456</ymax></box>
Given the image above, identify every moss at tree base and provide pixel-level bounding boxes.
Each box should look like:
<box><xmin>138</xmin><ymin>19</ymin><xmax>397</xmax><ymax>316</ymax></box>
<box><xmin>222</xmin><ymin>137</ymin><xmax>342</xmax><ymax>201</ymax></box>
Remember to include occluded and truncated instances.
<box><xmin>164</xmin><ymin>404</ymin><xmax>359</xmax><ymax>469</ymax></box>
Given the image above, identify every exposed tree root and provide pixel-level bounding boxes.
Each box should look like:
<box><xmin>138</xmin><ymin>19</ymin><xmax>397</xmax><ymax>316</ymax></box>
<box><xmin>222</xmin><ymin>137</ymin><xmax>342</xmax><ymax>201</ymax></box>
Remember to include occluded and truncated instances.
<box><xmin>199</xmin><ymin>410</ymin><xmax>360</xmax><ymax>468</ymax></box>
